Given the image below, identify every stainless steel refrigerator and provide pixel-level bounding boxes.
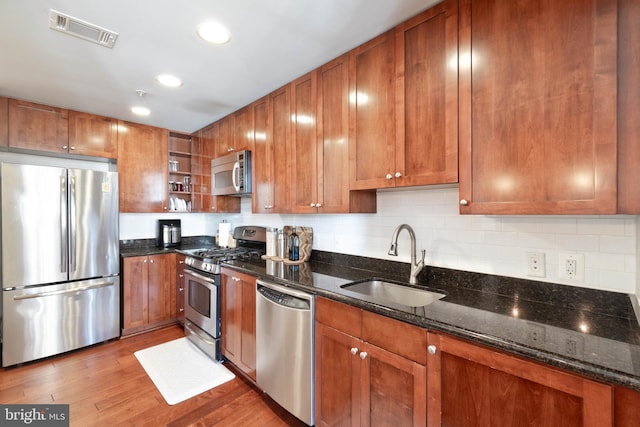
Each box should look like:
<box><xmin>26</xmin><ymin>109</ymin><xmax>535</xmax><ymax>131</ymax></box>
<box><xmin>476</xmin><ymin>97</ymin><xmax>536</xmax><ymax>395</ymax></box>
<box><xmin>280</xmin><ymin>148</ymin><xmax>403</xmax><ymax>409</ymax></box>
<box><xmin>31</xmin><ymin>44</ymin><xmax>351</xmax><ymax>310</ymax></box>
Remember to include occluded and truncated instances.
<box><xmin>1</xmin><ymin>162</ymin><xmax>120</xmax><ymax>367</ymax></box>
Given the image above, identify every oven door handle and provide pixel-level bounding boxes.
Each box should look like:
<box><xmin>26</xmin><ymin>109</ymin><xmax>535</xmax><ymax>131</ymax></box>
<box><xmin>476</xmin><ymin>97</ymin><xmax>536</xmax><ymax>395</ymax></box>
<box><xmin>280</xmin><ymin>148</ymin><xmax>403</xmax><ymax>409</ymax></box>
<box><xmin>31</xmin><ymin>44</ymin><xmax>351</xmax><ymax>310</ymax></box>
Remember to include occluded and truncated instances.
<box><xmin>184</xmin><ymin>268</ymin><xmax>219</xmax><ymax>286</ymax></box>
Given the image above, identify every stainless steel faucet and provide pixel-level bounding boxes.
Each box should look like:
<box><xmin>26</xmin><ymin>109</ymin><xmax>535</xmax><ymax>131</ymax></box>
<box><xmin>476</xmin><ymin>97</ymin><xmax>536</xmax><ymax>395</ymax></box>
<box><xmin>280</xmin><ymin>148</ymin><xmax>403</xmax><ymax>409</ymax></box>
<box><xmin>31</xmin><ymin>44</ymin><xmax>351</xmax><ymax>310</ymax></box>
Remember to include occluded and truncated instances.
<box><xmin>388</xmin><ymin>224</ymin><xmax>425</xmax><ymax>284</ymax></box>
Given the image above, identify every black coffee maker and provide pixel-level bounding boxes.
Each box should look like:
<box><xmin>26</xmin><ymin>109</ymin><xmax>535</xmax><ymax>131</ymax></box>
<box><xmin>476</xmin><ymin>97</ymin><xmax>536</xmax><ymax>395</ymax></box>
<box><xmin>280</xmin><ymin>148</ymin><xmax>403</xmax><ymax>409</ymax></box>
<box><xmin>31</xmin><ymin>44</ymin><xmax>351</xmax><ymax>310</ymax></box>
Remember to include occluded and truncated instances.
<box><xmin>157</xmin><ymin>219</ymin><xmax>181</xmax><ymax>248</ymax></box>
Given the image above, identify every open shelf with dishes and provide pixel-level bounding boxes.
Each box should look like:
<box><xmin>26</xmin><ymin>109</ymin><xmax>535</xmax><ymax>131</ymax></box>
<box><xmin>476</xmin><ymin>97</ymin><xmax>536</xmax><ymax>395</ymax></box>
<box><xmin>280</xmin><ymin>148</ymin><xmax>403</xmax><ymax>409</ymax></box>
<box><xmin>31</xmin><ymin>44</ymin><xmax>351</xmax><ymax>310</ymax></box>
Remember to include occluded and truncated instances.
<box><xmin>168</xmin><ymin>132</ymin><xmax>192</xmax><ymax>212</ymax></box>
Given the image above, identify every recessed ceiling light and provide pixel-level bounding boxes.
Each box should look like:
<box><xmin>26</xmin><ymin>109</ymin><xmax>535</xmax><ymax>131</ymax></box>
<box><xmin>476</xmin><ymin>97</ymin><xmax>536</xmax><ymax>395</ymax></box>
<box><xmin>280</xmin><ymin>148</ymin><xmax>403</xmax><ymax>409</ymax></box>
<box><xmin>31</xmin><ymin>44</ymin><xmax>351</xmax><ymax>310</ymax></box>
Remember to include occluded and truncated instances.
<box><xmin>156</xmin><ymin>74</ymin><xmax>183</xmax><ymax>87</ymax></box>
<box><xmin>131</xmin><ymin>89</ymin><xmax>151</xmax><ymax>116</ymax></box>
<box><xmin>131</xmin><ymin>106</ymin><xmax>151</xmax><ymax>116</ymax></box>
<box><xmin>196</xmin><ymin>22</ymin><xmax>231</xmax><ymax>45</ymax></box>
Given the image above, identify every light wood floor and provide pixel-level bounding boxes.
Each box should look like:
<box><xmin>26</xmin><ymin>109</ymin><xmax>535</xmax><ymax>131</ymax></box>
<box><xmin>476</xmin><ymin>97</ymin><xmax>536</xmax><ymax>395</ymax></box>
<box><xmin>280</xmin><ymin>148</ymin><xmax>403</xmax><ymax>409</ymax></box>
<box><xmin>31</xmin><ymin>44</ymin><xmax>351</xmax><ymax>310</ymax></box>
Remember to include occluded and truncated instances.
<box><xmin>0</xmin><ymin>325</ymin><xmax>305</xmax><ymax>426</ymax></box>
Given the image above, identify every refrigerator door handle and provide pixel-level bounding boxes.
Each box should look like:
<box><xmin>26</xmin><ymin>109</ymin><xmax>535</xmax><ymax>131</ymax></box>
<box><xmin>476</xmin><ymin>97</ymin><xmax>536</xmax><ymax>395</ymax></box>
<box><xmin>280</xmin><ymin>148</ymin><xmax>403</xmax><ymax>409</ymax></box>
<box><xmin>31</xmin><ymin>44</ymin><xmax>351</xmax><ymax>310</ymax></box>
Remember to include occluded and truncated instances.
<box><xmin>13</xmin><ymin>280</ymin><xmax>115</xmax><ymax>300</ymax></box>
<box><xmin>69</xmin><ymin>172</ymin><xmax>77</xmax><ymax>273</ymax></box>
<box><xmin>60</xmin><ymin>174</ymin><xmax>68</xmax><ymax>273</ymax></box>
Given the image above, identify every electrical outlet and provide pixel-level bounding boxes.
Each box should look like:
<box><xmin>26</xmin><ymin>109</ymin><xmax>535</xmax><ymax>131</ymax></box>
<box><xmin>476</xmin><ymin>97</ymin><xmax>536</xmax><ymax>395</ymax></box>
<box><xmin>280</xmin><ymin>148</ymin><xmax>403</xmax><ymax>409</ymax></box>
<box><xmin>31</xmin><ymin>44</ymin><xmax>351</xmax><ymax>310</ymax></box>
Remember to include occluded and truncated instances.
<box><xmin>559</xmin><ymin>253</ymin><xmax>585</xmax><ymax>282</ymax></box>
<box><xmin>526</xmin><ymin>252</ymin><xmax>546</xmax><ymax>277</ymax></box>
<box><xmin>525</xmin><ymin>323</ymin><xmax>546</xmax><ymax>346</ymax></box>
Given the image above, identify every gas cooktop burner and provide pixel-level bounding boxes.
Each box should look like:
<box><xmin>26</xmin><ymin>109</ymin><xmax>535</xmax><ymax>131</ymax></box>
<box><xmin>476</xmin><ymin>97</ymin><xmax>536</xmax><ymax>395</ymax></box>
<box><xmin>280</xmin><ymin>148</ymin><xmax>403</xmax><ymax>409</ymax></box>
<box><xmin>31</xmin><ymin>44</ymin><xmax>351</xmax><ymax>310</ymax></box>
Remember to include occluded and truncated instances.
<box><xmin>190</xmin><ymin>247</ymin><xmax>264</xmax><ymax>262</ymax></box>
<box><xmin>183</xmin><ymin>225</ymin><xmax>267</xmax><ymax>274</ymax></box>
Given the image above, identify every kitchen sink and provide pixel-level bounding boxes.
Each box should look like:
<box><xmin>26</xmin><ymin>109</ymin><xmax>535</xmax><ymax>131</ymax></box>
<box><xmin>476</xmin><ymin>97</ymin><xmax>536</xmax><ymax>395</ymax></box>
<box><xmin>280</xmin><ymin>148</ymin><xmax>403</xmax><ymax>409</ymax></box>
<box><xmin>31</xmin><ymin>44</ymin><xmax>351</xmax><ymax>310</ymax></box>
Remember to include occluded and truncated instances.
<box><xmin>340</xmin><ymin>279</ymin><xmax>445</xmax><ymax>308</ymax></box>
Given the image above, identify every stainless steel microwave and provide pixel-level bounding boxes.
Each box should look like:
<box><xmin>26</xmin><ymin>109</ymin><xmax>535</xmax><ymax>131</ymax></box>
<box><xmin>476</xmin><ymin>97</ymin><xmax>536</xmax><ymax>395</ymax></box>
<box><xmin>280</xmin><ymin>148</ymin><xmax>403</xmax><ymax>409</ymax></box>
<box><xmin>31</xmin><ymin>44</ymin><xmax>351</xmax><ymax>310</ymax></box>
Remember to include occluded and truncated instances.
<box><xmin>211</xmin><ymin>150</ymin><xmax>252</xmax><ymax>196</ymax></box>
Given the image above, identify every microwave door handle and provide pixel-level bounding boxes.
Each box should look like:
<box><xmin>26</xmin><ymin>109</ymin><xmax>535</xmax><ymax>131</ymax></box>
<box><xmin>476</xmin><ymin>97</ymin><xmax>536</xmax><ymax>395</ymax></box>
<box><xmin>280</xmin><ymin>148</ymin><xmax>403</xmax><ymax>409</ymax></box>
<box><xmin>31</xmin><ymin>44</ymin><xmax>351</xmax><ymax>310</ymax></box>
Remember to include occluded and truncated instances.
<box><xmin>232</xmin><ymin>161</ymin><xmax>241</xmax><ymax>192</ymax></box>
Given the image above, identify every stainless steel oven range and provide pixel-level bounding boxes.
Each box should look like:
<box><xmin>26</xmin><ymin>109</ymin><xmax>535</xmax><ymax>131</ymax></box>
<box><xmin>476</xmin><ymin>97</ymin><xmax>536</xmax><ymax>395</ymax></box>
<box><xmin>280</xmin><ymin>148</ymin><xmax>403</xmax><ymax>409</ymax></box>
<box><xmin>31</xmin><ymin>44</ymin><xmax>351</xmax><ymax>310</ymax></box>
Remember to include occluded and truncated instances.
<box><xmin>180</xmin><ymin>226</ymin><xmax>266</xmax><ymax>361</ymax></box>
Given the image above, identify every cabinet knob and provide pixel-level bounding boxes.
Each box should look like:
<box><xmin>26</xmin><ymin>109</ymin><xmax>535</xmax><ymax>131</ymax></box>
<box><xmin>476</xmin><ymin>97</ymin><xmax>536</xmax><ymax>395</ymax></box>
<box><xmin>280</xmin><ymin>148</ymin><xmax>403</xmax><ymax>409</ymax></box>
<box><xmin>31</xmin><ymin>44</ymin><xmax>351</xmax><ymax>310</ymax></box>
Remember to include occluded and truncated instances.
<box><xmin>179</xmin><ymin>308</ymin><xmax>184</xmax><ymax>312</ymax></box>
<box><xmin>150</xmin><ymin>259</ymin><xmax>154</xmax><ymax>263</ymax></box>
<box><xmin>70</xmin><ymin>146</ymin><xmax>76</xmax><ymax>151</ymax></box>
<box><xmin>350</xmin><ymin>347</ymin><xmax>358</xmax><ymax>355</ymax></box>
<box><xmin>316</xmin><ymin>203</ymin><xmax>322</xmax><ymax>208</ymax></box>
<box><xmin>179</xmin><ymin>274</ymin><xmax>184</xmax><ymax>278</ymax></box>
<box><xmin>227</xmin><ymin>147</ymin><xmax>234</xmax><ymax>152</ymax></box>
<box><xmin>179</xmin><ymin>287</ymin><xmax>184</xmax><ymax>291</ymax></box>
<box><xmin>62</xmin><ymin>145</ymin><xmax>68</xmax><ymax>150</ymax></box>
<box><xmin>395</xmin><ymin>172</ymin><xmax>402</xmax><ymax>178</ymax></box>
<box><xmin>459</xmin><ymin>199</ymin><xmax>469</xmax><ymax>206</ymax></box>
<box><xmin>143</xmin><ymin>259</ymin><xmax>147</xmax><ymax>263</ymax></box>
<box><xmin>385</xmin><ymin>173</ymin><xmax>393</xmax><ymax>180</ymax></box>
<box><xmin>179</xmin><ymin>260</ymin><xmax>185</xmax><ymax>264</ymax></box>
<box><xmin>428</xmin><ymin>345</ymin><xmax>437</xmax><ymax>355</ymax></box>
<box><xmin>232</xmin><ymin>276</ymin><xmax>241</xmax><ymax>282</ymax></box>
<box><xmin>264</xmin><ymin>205</ymin><xmax>273</xmax><ymax>209</ymax></box>
<box><xmin>359</xmin><ymin>351</ymin><xmax>368</xmax><ymax>360</ymax></box>
<box><xmin>310</xmin><ymin>203</ymin><xmax>316</xmax><ymax>208</ymax></box>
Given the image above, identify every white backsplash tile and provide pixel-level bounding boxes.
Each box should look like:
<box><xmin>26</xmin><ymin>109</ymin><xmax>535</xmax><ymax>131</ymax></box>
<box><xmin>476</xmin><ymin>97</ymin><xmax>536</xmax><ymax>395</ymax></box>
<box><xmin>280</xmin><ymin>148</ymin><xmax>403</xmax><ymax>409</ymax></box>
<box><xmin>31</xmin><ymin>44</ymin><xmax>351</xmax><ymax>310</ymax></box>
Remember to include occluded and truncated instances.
<box><xmin>120</xmin><ymin>186</ymin><xmax>640</xmax><ymax>295</ymax></box>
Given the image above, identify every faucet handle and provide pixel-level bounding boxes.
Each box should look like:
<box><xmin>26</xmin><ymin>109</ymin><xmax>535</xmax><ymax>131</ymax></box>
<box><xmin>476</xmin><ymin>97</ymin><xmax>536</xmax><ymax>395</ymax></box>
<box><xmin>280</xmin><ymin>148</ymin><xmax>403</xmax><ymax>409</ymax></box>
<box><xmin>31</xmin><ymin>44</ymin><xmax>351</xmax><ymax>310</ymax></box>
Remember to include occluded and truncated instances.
<box><xmin>419</xmin><ymin>249</ymin><xmax>426</xmax><ymax>265</ymax></box>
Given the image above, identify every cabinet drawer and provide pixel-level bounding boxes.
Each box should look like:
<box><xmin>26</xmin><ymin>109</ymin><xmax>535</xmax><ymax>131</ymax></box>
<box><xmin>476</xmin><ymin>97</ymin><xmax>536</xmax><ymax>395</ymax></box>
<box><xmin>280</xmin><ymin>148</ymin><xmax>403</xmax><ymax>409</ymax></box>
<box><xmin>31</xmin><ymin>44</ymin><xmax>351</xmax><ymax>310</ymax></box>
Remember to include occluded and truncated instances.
<box><xmin>362</xmin><ymin>309</ymin><xmax>427</xmax><ymax>365</ymax></box>
<box><xmin>315</xmin><ymin>297</ymin><xmax>362</xmax><ymax>338</ymax></box>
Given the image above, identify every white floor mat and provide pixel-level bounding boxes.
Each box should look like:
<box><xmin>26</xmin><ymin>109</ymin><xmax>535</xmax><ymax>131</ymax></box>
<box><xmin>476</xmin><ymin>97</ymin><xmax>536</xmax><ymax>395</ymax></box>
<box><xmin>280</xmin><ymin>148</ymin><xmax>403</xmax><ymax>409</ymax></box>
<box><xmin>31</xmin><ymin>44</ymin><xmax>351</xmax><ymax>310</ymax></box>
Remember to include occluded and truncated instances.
<box><xmin>134</xmin><ymin>337</ymin><xmax>235</xmax><ymax>405</ymax></box>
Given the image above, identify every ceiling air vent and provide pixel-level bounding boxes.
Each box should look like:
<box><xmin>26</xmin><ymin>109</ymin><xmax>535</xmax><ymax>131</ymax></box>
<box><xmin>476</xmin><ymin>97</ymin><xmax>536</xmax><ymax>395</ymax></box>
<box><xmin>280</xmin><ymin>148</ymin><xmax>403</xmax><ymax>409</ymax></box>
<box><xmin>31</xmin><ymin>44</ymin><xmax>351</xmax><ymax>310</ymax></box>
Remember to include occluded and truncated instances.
<box><xmin>48</xmin><ymin>9</ymin><xmax>118</xmax><ymax>49</ymax></box>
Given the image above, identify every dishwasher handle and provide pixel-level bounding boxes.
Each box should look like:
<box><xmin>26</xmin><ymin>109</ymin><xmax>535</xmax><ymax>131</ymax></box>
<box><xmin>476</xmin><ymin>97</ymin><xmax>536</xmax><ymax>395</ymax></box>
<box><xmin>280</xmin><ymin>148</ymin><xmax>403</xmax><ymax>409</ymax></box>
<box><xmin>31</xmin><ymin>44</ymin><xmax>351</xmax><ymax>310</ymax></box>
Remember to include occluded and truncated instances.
<box><xmin>257</xmin><ymin>280</ymin><xmax>312</xmax><ymax>310</ymax></box>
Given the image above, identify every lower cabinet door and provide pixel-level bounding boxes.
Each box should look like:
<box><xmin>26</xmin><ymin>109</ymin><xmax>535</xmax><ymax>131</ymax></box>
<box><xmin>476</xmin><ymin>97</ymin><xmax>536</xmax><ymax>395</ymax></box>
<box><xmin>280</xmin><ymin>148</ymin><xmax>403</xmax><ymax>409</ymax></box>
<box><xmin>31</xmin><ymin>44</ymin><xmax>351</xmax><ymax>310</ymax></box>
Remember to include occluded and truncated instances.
<box><xmin>427</xmin><ymin>333</ymin><xmax>613</xmax><ymax>427</ymax></box>
<box><xmin>315</xmin><ymin>322</ymin><xmax>362</xmax><ymax>427</ymax></box>
<box><xmin>360</xmin><ymin>342</ymin><xmax>427</xmax><ymax>427</ymax></box>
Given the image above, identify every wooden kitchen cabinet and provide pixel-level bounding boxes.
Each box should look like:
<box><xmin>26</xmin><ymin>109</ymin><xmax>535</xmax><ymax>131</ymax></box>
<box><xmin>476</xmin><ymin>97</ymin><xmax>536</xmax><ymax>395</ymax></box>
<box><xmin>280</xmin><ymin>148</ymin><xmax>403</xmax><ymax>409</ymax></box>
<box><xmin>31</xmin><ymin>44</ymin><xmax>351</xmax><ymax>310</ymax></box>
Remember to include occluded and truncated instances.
<box><xmin>254</xmin><ymin>84</ymin><xmax>292</xmax><ymax>213</ymax></box>
<box><xmin>291</xmin><ymin>56</ymin><xmax>376</xmax><ymax>214</ymax></box>
<box><xmin>122</xmin><ymin>253</ymin><xmax>177</xmax><ymax>336</ymax></box>
<box><xmin>458</xmin><ymin>0</ymin><xmax>618</xmax><ymax>214</ymax></box>
<box><xmin>290</xmin><ymin>70</ymin><xmax>319</xmax><ymax>213</ymax></box>
<box><xmin>251</xmin><ymin>96</ymin><xmax>274</xmax><ymax>213</ymax></box>
<box><xmin>0</xmin><ymin>97</ymin><xmax>8</xmax><ymax>148</ymax></box>
<box><xmin>220</xmin><ymin>267</ymin><xmax>256</xmax><ymax>380</ymax></box>
<box><xmin>394</xmin><ymin>0</ymin><xmax>458</xmax><ymax>187</ymax></box>
<box><xmin>68</xmin><ymin>111</ymin><xmax>117</xmax><ymax>158</ymax></box>
<box><xmin>349</xmin><ymin>30</ymin><xmax>396</xmax><ymax>190</ymax></box>
<box><xmin>176</xmin><ymin>254</ymin><xmax>186</xmax><ymax>325</ymax></box>
<box><xmin>191</xmin><ymin>123</ymin><xmax>240</xmax><ymax>213</ymax></box>
<box><xmin>427</xmin><ymin>332</ymin><xmax>613</xmax><ymax>427</ymax></box>
<box><xmin>617</xmin><ymin>0</ymin><xmax>640</xmax><ymax>213</ymax></box>
<box><xmin>214</xmin><ymin>114</ymin><xmax>235</xmax><ymax>157</ymax></box>
<box><xmin>8</xmin><ymin>99</ymin><xmax>69</xmax><ymax>153</ymax></box>
<box><xmin>117</xmin><ymin>121</ymin><xmax>169</xmax><ymax>213</ymax></box>
<box><xmin>232</xmin><ymin>105</ymin><xmax>254</xmax><ymax>153</ymax></box>
<box><xmin>315</xmin><ymin>297</ymin><xmax>427</xmax><ymax>426</ymax></box>
<box><xmin>614</xmin><ymin>386</ymin><xmax>640</xmax><ymax>427</ymax></box>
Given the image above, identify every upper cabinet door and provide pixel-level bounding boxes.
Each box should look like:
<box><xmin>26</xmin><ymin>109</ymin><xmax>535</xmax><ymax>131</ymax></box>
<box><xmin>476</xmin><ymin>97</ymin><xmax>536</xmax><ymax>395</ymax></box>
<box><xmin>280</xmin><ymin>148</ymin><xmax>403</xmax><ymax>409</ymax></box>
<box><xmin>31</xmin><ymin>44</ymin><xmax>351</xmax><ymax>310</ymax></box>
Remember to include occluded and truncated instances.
<box><xmin>8</xmin><ymin>99</ymin><xmax>69</xmax><ymax>153</ymax></box>
<box><xmin>290</xmin><ymin>71</ymin><xmax>319</xmax><ymax>213</ymax></box>
<box><xmin>215</xmin><ymin>115</ymin><xmax>234</xmax><ymax>157</ymax></box>
<box><xmin>617</xmin><ymin>0</ymin><xmax>640</xmax><ymax>214</ymax></box>
<box><xmin>269</xmin><ymin>85</ymin><xmax>292</xmax><ymax>213</ymax></box>
<box><xmin>233</xmin><ymin>105</ymin><xmax>254</xmax><ymax>154</ymax></box>
<box><xmin>0</xmin><ymin>97</ymin><xmax>8</xmax><ymax>148</ymax></box>
<box><xmin>117</xmin><ymin>121</ymin><xmax>168</xmax><ymax>213</ymax></box>
<box><xmin>458</xmin><ymin>0</ymin><xmax>617</xmax><ymax>214</ymax></box>
<box><xmin>349</xmin><ymin>30</ymin><xmax>396</xmax><ymax>190</ymax></box>
<box><xmin>68</xmin><ymin>111</ymin><xmax>117</xmax><ymax>158</ymax></box>
<box><xmin>252</xmin><ymin>96</ymin><xmax>273</xmax><ymax>214</ymax></box>
<box><xmin>395</xmin><ymin>0</ymin><xmax>459</xmax><ymax>187</ymax></box>
<box><xmin>317</xmin><ymin>54</ymin><xmax>354</xmax><ymax>213</ymax></box>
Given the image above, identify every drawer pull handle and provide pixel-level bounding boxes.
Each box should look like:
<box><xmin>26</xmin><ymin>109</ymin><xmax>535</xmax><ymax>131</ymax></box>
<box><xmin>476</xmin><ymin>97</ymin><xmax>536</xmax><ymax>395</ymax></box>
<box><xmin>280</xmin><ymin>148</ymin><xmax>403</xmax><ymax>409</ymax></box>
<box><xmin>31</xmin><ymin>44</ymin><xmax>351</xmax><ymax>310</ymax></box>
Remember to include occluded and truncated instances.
<box><xmin>350</xmin><ymin>347</ymin><xmax>358</xmax><ymax>355</ymax></box>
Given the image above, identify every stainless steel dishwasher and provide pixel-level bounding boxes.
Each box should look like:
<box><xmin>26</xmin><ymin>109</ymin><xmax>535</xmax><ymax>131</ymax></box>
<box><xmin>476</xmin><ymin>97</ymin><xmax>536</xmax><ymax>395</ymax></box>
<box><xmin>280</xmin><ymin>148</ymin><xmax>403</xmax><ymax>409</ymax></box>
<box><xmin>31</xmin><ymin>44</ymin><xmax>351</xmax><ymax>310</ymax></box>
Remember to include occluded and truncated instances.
<box><xmin>256</xmin><ymin>279</ymin><xmax>314</xmax><ymax>426</ymax></box>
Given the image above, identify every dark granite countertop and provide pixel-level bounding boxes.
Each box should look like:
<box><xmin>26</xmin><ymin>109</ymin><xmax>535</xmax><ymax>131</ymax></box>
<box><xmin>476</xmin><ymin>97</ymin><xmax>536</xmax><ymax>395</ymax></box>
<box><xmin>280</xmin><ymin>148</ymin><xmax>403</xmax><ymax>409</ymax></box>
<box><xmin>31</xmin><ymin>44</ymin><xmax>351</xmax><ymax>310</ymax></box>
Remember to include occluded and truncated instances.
<box><xmin>119</xmin><ymin>236</ymin><xmax>216</xmax><ymax>257</ymax></box>
<box><xmin>118</xmin><ymin>239</ymin><xmax>640</xmax><ymax>391</ymax></box>
<box><xmin>221</xmin><ymin>250</ymin><xmax>640</xmax><ymax>392</ymax></box>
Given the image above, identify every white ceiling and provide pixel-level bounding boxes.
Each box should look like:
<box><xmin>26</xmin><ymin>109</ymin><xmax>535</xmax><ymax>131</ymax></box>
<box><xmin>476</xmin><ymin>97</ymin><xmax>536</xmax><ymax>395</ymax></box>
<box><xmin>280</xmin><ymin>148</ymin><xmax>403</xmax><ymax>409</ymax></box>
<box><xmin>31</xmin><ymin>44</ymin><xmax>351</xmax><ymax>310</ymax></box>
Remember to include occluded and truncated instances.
<box><xmin>0</xmin><ymin>0</ymin><xmax>438</xmax><ymax>134</ymax></box>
